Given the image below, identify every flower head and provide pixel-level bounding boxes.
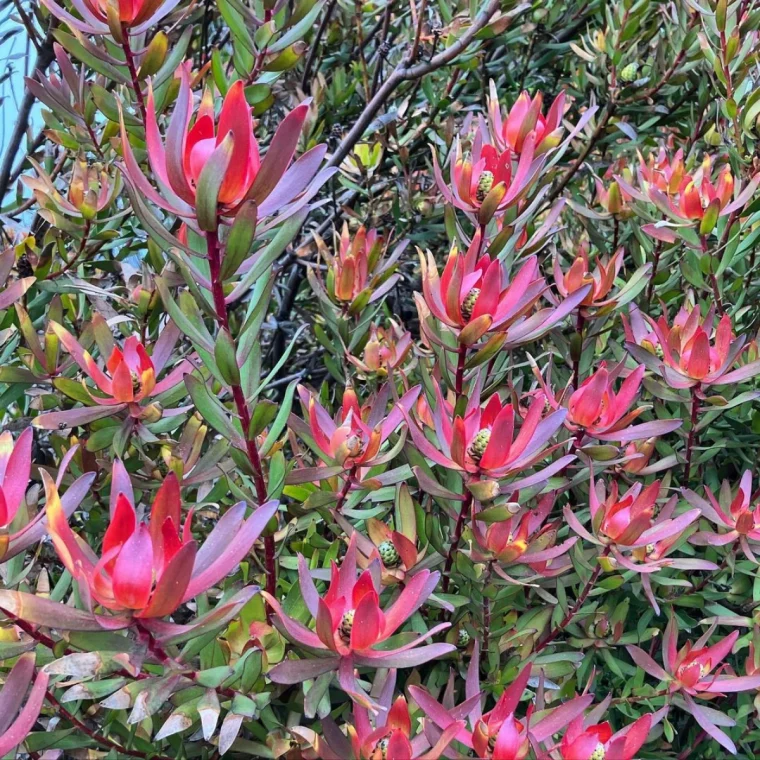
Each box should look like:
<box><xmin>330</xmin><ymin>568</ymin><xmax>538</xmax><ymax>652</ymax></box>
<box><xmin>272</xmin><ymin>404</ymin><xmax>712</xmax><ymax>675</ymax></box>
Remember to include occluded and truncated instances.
<box><xmin>418</xmin><ymin>239</ymin><xmax>589</xmax><ymax>347</ymax></box>
<box><xmin>348</xmin><ymin>321</ymin><xmax>413</xmax><ymax>377</ymax></box>
<box><xmin>620</xmin><ymin>150</ymin><xmax>758</xmax><ymax>239</ymax></box>
<box><xmin>541</xmin><ymin>362</ymin><xmax>680</xmax><ymax>444</ymax></box>
<box><xmin>291</xmin><ymin>670</ymin><xmax>463</xmax><ymax>760</ymax></box>
<box><xmin>45</xmin><ymin>462</ymin><xmax>277</xmax><ymax>618</ymax></box>
<box><xmin>553</xmin><ymin>245</ymin><xmax>623</xmax><ymax>312</ymax></box>
<box><xmin>619</xmin><ymin>438</ymin><xmax>657</xmax><ymax>474</ymax></box>
<box><xmin>296</xmin><ymin>384</ymin><xmax>419</xmax><ymax>468</ymax></box>
<box><xmin>624</xmin><ymin>303</ymin><xmax>760</xmax><ymax>389</ymax></box>
<box><xmin>472</xmin><ymin>493</ymin><xmax>577</xmax><ymax>575</ymax></box>
<box><xmin>487</xmin><ymin>84</ymin><xmax>566</xmax><ymax>155</ymax></box>
<box><xmin>625</xmin><ymin>616</ymin><xmax>760</xmax><ymax>753</ymax></box>
<box><xmin>412</xmin><ymin>660</ymin><xmax>593</xmax><ymax>760</ymax></box>
<box><xmin>419</xmin><ymin>237</ymin><xmax>545</xmax><ymax>344</ymax></box>
<box><xmin>35</xmin><ymin>319</ymin><xmax>191</xmax><ymax>426</ymax></box>
<box><xmin>686</xmin><ymin>470</ymin><xmax>760</xmax><ymax>561</ymax></box>
<box><xmin>406</xmin><ymin>386</ymin><xmax>568</xmax><ymax>485</ymax></box>
<box><xmin>41</xmin><ymin>0</ymin><xmax>180</xmax><ymax>34</ymax></box>
<box><xmin>119</xmin><ymin>67</ymin><xmax>326</xmax><ymax>229</ymax></box>
<box><xmin>22</xmin><ymin>156</ymin><xmax>119</xmax><ymax>220</ymax></box>
<box><xmin>565</xmin><ymin>476</ymin><xmax>700</xmax><ymax>553</ymax></box>
<box><xmin>559</xmin><ymin>714</ymin><xmax>653</xmax><ymax>760</ymax></box>
<box><xmin>264</xmin><ymin>534</ymin><xmax>453</xmax><ymax>704</ymax></box>
<box><xmin>595</xmin><ymin>160</ymin><xmax>635</xmax><ymax>218</ymax></box>
<box><xmin>326</xmin><ymin>225</ymin><xmax>402</xmax><ymax>306</ymax></box>
<box><xmin>431</xmin><ymin>124</ymin><xmax>542</xmax><ymax>224</ymax></box>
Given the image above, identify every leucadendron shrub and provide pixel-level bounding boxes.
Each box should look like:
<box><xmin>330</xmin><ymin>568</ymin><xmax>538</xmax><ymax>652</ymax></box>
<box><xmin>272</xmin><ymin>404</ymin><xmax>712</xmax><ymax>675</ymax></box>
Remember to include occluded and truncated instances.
<box><xmin>2</xmin><ymin>0</ymin><xmax>760</xmax><ymax>757</ymax></box>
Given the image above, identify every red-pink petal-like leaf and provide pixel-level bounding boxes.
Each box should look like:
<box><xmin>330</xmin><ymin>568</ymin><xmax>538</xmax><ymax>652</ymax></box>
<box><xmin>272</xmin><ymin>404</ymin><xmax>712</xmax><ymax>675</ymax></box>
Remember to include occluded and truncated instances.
<box><xmin>0</xmin><ymin>666</ymin><xmax>49</xmax><ymax>755</ymax></box>
<box><xmin>626</xmin><ymin>645</ymin><xmax>670</xmax><ymax>682</ymax></box>
<box><xmin>247</xmin><ymin>101</ymin><xmax>310</xmax><ymax>205</ymax></box>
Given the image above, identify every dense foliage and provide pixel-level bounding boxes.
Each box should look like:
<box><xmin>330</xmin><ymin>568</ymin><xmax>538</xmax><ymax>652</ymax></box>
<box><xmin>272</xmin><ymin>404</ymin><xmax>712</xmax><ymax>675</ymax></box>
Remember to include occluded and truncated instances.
<box><xmin>1</xmin><ymin>0</ymin><xmax>760</xmax><ymax>757</ymax></box>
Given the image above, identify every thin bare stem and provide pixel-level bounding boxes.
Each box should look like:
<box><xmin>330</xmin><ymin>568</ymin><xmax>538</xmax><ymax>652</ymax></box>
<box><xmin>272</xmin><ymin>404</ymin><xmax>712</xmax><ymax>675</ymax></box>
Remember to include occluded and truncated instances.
<box><xmin>301</xmin><ymin>0</ymin><xmax>339</xmax><ymax>89</ymax></box>
<box><xmin>326</xmin><ymin>0</ymin><xmax>501</xmax><ymax>169</ymax></box>
<box><xmin>45</xmin><ymin>219</ymin><xmax>91</xmax><ymax>280</ymax></box>
<box><xmin>535</xmin><ymin>547</ymin><xmax>611</xmax><ymax>652</ymax></box>
<box><xmin>335</xmin><ymin>464</ymin><xmax>358</xmax><ymax>513</ymax></box>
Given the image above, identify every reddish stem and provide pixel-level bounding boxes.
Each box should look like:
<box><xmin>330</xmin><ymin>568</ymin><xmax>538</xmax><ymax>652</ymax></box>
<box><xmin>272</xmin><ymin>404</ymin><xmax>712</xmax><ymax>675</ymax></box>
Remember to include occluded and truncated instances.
<box><xmin>206</xmin><ymin>228</ymin><xmax>277</xmax><ymax>602</ymax></box>
<box><xmin>571</xmin><ymin>309</ymin><xmax>585</xmax><ymax>389</ymax></box>
<box><xmin>683</xmin><ymin>385</ymin><xmax>700</xmax><ymax>485</ymax></box>
<box><xmin>442</xmin><ymin>493</ymin><xmax>472</xmax><ymax>593</ymax></box>
<box><xmin>121</xmin><ymin>28</ymin><xmax>147</xmax><ymax>124</ymax></box>
<box><xmin>701</xmin><ymin>236</ymin><xmax>724</xmax><ymax>314</ymax></box>
<box><xmin>534</xmin><ymin>547</ymin><xmax>610</xmax><ymax>652</ymax></box>
<box><xmin>646</xmin><ymin>241</ymin><xmax>663</xmax><ymax>304</ymax></box>
<box><xmin>481</xmin><ymin>560</ymin><xmax>493</xmax><ymax>671</ymax></box>
<box><xmin>455</xmin><ymin>343</ymin><xmax>467</xmax><ymax>400</ymax></box>
<box><xmin>46</xmin><ymin>219</ymin><xmax>91</xmax><ymax>280</ymax></box>
<box><xmin>335</xmin><ymin>464</ymin><xmax>358</xmax><ymax>513</ymax></box>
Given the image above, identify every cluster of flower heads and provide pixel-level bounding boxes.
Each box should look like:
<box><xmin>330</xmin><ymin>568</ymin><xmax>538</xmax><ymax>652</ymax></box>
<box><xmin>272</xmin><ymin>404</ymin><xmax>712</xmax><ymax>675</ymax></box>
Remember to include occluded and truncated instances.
<box><xmin>3</xmin><ymin>1</ymin><xmax>760</xmax><ymax>755</ymax></box>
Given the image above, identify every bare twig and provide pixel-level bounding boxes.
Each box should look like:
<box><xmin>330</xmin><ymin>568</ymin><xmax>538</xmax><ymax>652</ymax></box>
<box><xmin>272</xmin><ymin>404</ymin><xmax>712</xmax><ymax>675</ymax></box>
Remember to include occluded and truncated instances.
<box><xmin>301</xmin><ymin>0</ymin><xmax>340</xmax><ymax>90</ymax></box>
<box><xmin>0</xmin><ymin>22</ymin><xmax>56</xmax><ymax>204</ymax></box>
<box><xmin>326</xmin><ymin>0</ymin><xmax>500</xmax><ymax>169</ymax></box>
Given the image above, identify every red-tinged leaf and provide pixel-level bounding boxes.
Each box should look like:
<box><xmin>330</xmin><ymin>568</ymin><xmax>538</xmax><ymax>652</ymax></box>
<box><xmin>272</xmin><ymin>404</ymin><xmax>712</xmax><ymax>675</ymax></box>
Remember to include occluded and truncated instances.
<box><xmin>411</xmin><ymin>466</ymin><xmax>466</xmax><ymax>500</ymax></box>
<box><xmin>112</xmin><ymin>524</ymin><xmax>154</xmax><ymax>610</ymax></box>
<box><xmin>316</xmin><ymin>597</ymin><xmax>338</xmax><ymax>650</ymax></box>
<box><xmin>148</xmin><ymin>472</ymin><xmax>181</xmax><ymax>551</ymax></box>
<box><xmin>285</xmin><ymin>465</ymin><xmax>345</xmax><ymax>484</ymax></box>
<box><xmin>642</xmin><ymin>223</ymin><xmax>679</xmax><ymax>243</ymax></box>
<box><xmin>267</xmin><ymin>657</ymin><xmax>340</xmax><ymax>684</ymax></box>
<box><xmin>137</xmin><ymin>541</ymin><xmax>196</xmax><ymax>618</ymax></box>
<box><xmin>354</xmin><ymin>642</ymin><xmax>456</xmax><ymax>668</ymax></box>
<box><xmin>530</xmin><ymin>694</ymin><xmax>595</xmax><ymax>742</ymax></box>
<box><xmin>682</xmin><ymin>693</ymin><xmax>736</xmax><ymax>754</ymax></box>
<box><xmin>142</xmin><ymin>587</ymin><xmax>258</xmax><ymax>645</ymax></box>
<box><xmin>625</xmin><ymin>645</ymin><xmax>670</xmax><ymax>681</ymax></box>
<box><xmin>246</xmin><ymin>101</ymin><xmax>310</xmax><ymax>204</ymax></box>
<box><xmin>0</xmin><ymin>589</ymin><xmax>130</xmax><ymax>630</ymax></box>
<box><xmin>0</xmin><ymin>277</ymin><xmax>35</xmax><ymax>310</ymax></box>
<box><xmin>33</xmin><ymin>403</ymin><xmax>126</xmax><ymax>430</ymax></box>
<box><xmin>0</xmin><ymin>652</ymin><xmax>36</xmax><ymax>734</ymax></box>
<box><xmin>350</xmin><ymin>591</ymin><xmax>383</xmax><ymax>650</ymax></box>
<box><xmin>0</xmin><ymin>667</ymin><xmax>49</xmax><ymax>756</ymax></box>
<box><xmin>184</xmin><ymin>500</ymin><xmax>277</xmax><ymax>600</ymax></box>
<box><xmin>215</xmin><ymin>80</ymin><xmax>255</xmax><ymax>205</ymax></box>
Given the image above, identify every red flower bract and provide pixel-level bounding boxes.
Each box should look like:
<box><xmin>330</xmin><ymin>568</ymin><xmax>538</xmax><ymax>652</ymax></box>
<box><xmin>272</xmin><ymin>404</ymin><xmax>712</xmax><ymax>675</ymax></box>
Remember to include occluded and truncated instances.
<box><xmin>119</xmin><ymin>65</ymin><xmax>328</xmax><ymax>228</ymax></box>
<box><xmin>41</xmin><ymin>0</ymin><xmax>180</xmax><ymax>34</ymax></box>
<box><xmin>44</xmin><ymin>461</ymin><xmax>277</xmax><ymax>618</ymax></box>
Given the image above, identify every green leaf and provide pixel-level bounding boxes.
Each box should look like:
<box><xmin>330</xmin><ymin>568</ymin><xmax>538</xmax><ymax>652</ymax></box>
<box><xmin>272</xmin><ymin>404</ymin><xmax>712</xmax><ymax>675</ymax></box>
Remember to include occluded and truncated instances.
<box><xmin>53</xmin><ymin>30</ymin><xmax>128</xmax><ymax>83</ymax></box>
<box><xmin>155</xmin><ymin>276</ymin><xmax>215</xmax><ymax>354</ymax></box>
<box><xmin>185</xmin><ymin>375</ymin><xmax>244</xmax><ymax>446</ymax></box>
<box><xmin>222</xmin><ymin>201</ymin><xmax>258</xmax><ymax>279</ymax></box>
<box><xmin>195</xmin><ymin>132</ymin><xmax>234</xmax><ymax>231</ymax></box>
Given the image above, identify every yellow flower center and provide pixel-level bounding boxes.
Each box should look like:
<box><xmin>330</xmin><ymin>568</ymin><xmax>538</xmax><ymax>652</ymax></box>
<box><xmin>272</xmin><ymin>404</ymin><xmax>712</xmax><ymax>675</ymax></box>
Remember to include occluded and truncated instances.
<box><xmin>461</xmin><ymin>287</ymin><xmax>481</xmax><ymax>320</ymax></box>
<box><xmin>469</xmin><ymin>428</ymin><xmax>492</xmax><ymax>462</ymax></box>
<box><xmin>339</xmin><ymin>609</ymin><xmax>355</xmax><ymax>641</ymax></box>
<box><xmin>476</xmin><ymin>171</ymin><xmax>495</xmax><ymax>201</ymax></box>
